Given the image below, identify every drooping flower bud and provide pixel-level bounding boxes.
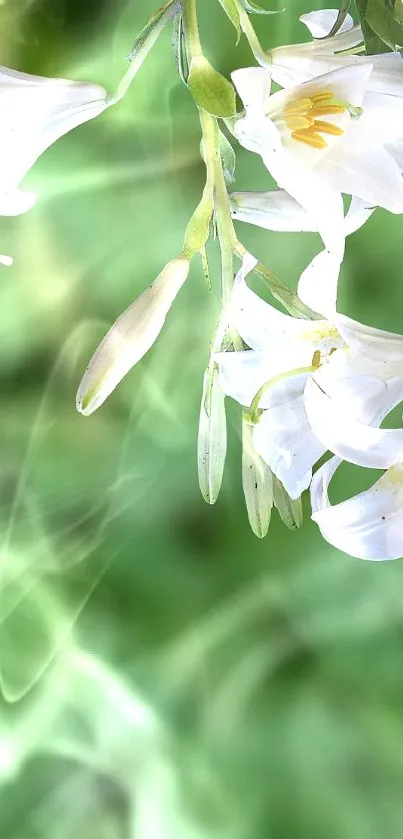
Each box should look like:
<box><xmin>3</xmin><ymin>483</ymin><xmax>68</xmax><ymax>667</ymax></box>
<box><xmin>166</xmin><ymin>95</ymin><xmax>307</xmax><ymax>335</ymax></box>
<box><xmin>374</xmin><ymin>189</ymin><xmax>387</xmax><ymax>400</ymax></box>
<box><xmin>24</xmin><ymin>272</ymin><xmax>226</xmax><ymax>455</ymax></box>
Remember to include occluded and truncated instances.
<box><xmin>242</xmin><ymin>412</ymin><xmax>273</xmax><ymax>538</ymax></box>
<box><xmin>273</xmin><ymin>476</ymin><xmax>303</xmax><ymax>531</ymax></box>
<box><xmin>77</xmin><ymin>256</ymin><xmax>190</xmax><ymax>416</ymax></box>
<box><xmin>198</xmin><ymin>362</ymin><xmax>227</xmax><ymax>505</ymax></box>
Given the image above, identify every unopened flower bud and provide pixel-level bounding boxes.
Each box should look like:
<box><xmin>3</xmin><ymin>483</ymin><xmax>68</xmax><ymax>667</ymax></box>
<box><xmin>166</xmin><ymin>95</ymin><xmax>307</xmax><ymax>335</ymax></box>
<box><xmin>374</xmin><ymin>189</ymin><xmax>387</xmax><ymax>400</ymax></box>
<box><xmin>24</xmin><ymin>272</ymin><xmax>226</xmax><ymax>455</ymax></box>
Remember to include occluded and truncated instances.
<box><xmin>273</xmin><ymin>476</ymin><xmax>303</xmax><ymax>531</ymax></box>
<box><xmin>242</xmin><ymin>412</ymin><xmax>273</xmax><ymax>538</ymax></box>
<box><xmin>77</xmin><ymin>256</ymin><xmax>190</xmax><ymax>416</ymax></box>
<box><xmin>198</xmin><ymin>362</ymin><xmax>227</xmax><ymax>505</ymax></box>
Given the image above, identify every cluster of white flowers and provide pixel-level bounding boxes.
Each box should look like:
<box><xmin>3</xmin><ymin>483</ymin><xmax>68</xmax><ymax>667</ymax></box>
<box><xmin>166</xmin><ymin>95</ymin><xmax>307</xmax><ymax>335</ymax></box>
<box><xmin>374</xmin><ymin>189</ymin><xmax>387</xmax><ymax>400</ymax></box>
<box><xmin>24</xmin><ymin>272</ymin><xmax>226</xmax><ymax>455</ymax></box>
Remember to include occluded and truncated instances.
<box><xmin>4</xmin><ymin>4</ymin><xmax>403</xmax><ymax>561</ymax></box>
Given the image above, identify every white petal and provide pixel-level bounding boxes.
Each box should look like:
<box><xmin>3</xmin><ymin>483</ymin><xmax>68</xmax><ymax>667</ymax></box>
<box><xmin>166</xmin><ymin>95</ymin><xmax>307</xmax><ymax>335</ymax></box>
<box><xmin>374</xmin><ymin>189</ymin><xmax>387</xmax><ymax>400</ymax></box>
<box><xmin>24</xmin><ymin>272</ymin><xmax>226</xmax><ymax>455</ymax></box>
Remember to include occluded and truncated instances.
<box><xmin>321</xmin><ymin>143</ymin><xmax>403</xmax><ymax>214</ymax></box>
<box><xmin>0</xmin><ymin>189</ymin><xmax>36</xmax><ymax>216</ymax></box>
<box><xmin>231</xmin><ymin>67</ymin><xmax>272</xmax><ymax>111</ymax></box>
<box><xmin>344</xmin><ymin>196</ymin><xmax>376</xmax><ymax>235</ymax></box>
<box><xmin>77</xmin><ymin>257</ymin><xmax>189</xmax><ymax>415</ymax></box>
<box><xmin>315</xmin><ymin>349</ymin><xmax>403</xmax><ymax>423</ymax></box>
<box><xmin>352</xmin><ymin>92</ymin><xmax>403</xmax><ymax>145</ymax></box>
<box><xmin>214</xmin><ymin>350</ymin><xmax>272</xmax><ymax>407</ymax></box>
<box><xmin>336</xmin><ymin>313</ymin><xmax>403</xmax><ymax>363</ymax></box>
<box><xmin>300</xmin><ymin>10</ymin><xmax>354</xmax><ymax>39</ymax></box>
<box><xmin>297</xmin><ymin>248</ymin><xmax>342</xmax><ymax>317</ymax></box>
<box><xmin>253</xmin><ymin>392</ymin><xmax>325</xmax><ymax>499</ymax></box>
<box><xmin>0</xmin><ymin>67</ymin><xmax>109</xmax><ymax>192</ymax></box>
<box><xmin>0</xmin><ymin>252</ymin><xmax>13</xmax><ymax>266</ymax></box>
<box><xmin>231</xmin><ymin>189</ymin><xmax>318</xmax><ymax>232</ymax></box>
<box><xmin>311</xmin><ymin>461</ymin><xmax>403</xmax><ymax>560</ymax></box>
<box><xmin>305</xmin><ymin>378</ymin><xmax>403</xmax><ymax>469</ymax></box>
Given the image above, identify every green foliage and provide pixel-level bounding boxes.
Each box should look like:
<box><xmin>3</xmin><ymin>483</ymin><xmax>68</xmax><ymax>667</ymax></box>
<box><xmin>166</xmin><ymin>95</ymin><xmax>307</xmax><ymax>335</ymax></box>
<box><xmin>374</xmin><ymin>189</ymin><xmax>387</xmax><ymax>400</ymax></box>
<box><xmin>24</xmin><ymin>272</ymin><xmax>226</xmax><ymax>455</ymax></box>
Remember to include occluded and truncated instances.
<box><xmin>239</xmin><ymin>0</ymin><xmax>281</xmax><ymax>14</ymax></box>
<box><xmin>2</xmin><ymin>2</ymin><xmax>403</xmax><ymax>838</ymax></box>
<box><xmin>356</xmin><ymin>0</ymin><xmax>403</xmax><ymax>52</ymax></box>
<box><xmin>187</xmin><ymin>55</ymin><xmax>237</xmax><ymax>117</ymax></box>
<box><xmin>216</xmin><ymin>0</ymin><xmax>242</xmax><ymax>40</ymax></box>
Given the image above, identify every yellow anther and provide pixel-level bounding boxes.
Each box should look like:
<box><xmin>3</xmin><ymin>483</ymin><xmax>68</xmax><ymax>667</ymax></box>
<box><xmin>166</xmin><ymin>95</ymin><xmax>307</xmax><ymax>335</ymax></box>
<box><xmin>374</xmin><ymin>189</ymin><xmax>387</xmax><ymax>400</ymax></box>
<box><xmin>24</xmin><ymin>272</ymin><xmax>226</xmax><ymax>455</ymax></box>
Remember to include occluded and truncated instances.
<box><xmin>310</xmin><ymin>104</ymin><xmax>346</xmax><ymax>116</ymax></box>
<box><xmin>310</xmin><ymin>91</ymin><xmax>333</xmax><ymax>103</ymax></box>
<box><xmin>284</xmin><ymin>98</ymin><xmax>313</xmax><ymax>116</ymax></box>
<box><xmin>291</xmin><ymin>130</ymin><xmax>327</xmax><ymax>149</ymax></box>
<box><xmin>312</xmin><ymin>119</ymin><xmax>344</xmax><ymax>136</ymax></box>
<box><xmin>285</xmin><ymin>115</ymin><xmax>315</xmax><ymax>131</ymax></box>
<box><xmin>312</xmin><ymin>350</ymin><xmax>321</xmax><ymax>369</ymax></box>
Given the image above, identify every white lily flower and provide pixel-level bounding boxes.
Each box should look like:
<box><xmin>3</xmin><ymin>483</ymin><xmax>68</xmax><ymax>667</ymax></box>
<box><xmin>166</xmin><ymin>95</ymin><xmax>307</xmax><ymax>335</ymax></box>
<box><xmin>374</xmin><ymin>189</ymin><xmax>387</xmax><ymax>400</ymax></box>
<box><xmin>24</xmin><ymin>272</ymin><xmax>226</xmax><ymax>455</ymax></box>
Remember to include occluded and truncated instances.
<box><xmin>311</xmin><ymin>458</ymin><xmax>403</xmax><ymax>560</ymax></box>
<box><xmin>231</xmin><ymin>62</ymin><xmax>403</xmax><ymax>252</ymax></box>
<box><xmin>0</xmin><ymin>64</ymin><xmax>112</xmax><ymax>263</ymax></box>
<box><xmin>269</xmin><ymin>9</ymin><xmax>403</xmax><ymax>96</ymax></box>
<box><xmin>304</xmin><ymin>314</ymin><xmax>403</xmax><ymax>559</ymax></box>
<box><xmin>214</xmin><ymin>253</ymin><xmax>403</xmax><ymax>500</ymax></box>
<box><xmin>77</xmin><ymin>257</ymin><xmax>190</xmax><ymax>416</ymax></box>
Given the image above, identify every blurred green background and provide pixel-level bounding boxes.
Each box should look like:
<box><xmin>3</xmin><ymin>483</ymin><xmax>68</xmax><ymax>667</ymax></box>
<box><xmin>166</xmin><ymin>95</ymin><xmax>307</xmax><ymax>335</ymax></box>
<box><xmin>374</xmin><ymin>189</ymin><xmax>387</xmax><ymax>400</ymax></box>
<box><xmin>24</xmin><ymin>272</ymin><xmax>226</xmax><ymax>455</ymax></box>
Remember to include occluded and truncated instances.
<box><xmin>2</xmin><ymin>0</ymin><xmax>403</xmax><ymax>836</ymax></box>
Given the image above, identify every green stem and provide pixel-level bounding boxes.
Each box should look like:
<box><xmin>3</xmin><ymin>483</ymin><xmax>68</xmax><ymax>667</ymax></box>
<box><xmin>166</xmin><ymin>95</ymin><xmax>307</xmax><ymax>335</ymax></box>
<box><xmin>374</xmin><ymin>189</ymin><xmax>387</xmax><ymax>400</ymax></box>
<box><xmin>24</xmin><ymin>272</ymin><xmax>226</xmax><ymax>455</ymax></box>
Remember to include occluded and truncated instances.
<box><xmin>182</xmin><ymin>0</ymin><xmax>202</xmax><ymax>58</ymax></box>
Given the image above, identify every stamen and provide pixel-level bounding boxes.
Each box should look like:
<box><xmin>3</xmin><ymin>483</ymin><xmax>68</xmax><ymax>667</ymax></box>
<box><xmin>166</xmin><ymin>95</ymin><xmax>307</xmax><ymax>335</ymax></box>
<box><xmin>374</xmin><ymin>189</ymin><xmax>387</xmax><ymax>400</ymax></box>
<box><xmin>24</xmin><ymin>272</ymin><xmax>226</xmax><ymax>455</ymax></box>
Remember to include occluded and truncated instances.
<box><xmin>284</xmin><ymin>98</ymin><xmax>313</xmax><ymax>116</ymax></box>
<box><xmin>310</xmin><ymin>104</ymin><xmax>346</xmax><ymax>116</ymax></box>
<box><xmin>291</xmin><ymin>130</ymin><xmax>327</xmax><ymax>149</ymax></box>
<box><xmin>285</xmin><ymin>115</ymin><xmax>315</xmax><ymax>130</ymax></box>
<box><xmin>310</xmin><ymin>91</ymin><xmax>333</xmax><ymax>103</ymax></box>
<box><xmin>312</xmin><ymin>119</ymin><xmax>344</xmax><ymax>136</ymax></box>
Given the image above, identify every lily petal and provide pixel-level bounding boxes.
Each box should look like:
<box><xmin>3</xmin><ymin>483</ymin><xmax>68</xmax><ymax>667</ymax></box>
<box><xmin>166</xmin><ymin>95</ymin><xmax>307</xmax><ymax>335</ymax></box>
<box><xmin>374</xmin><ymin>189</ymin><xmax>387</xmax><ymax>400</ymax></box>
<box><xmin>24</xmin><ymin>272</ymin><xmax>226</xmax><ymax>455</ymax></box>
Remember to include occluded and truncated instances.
<box><xmin>300</xmin><ymin>9</ymin><xmax>355</xmax><ymax>39</ymax></box>
<box><xmin>253</xmin><ymin>391</ymin><xmax>325</xmax><ymax>499</ymax></box>
<box><xmin>0</xmin><ymin>67</ymin><xmax>109</xmax><ymax>192</ymax></box>
<box><xmin>336</xmin><ymin>314</ymin><xmax>403</xmax><ymax>363</ymax></box>
<box><xmin>305</xmin><ymin>378</ymin><xmax>403</xmax><ymax>469</ymax></box>
<box><xmin>297</xmin><ymin>248</ymin><xmax>342</xmax><ymax>317</ymax></box>
<box><xmin>311</xmin><ymin>458</ymin><xmax>403</xmax><ymax>560</ymax></box>
<box><xmin>230</xmin><ymin>189</ymin><xmax>318</xmax><ymax>232</ymax></box>
<box><xmin>0</xmin><ymin>189</ymin><xmax>36</xmax><ymax>216</ymax></box>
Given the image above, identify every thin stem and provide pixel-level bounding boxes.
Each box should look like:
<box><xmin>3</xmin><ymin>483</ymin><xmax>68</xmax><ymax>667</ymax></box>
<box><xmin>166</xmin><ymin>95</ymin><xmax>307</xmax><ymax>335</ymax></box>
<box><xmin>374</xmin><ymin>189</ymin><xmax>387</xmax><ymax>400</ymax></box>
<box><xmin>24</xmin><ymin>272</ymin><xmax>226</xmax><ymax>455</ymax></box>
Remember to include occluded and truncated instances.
<box><xmin>182</xmin><ymin>0</ymin><xmax>202</xmax><ymax>58</ymax></box>
<box><xmin>249</xmin><ymin>365</ymin><xmax>315</xmax><ymax>424</ymax></box>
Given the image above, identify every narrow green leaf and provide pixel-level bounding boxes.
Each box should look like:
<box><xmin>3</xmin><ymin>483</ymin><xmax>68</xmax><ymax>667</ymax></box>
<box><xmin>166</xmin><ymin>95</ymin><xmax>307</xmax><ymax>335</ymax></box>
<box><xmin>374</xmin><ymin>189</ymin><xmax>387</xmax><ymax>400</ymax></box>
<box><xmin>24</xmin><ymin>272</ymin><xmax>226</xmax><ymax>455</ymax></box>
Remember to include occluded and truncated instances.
<box><xmin>366</xmin><ymin>0</ymin><xmax>403</xmax><ymax>49</ymax></box>
<box><xmin>355</xmin><ymin>0</ymin><xmax>397</xmax><ymax>53</ymax></box>
<box><xmin>128</xmin><ymin>0</ymin><xmax>179</xmax><ymax>60</ymax></box>
<box><xmin>216</xmin><ymin>0</ymin><xmax>242</xmax><ymax>40</ymax></box>
<box><xmin>239</xmin><ymin>0</ymin><xmax>283</xmax><ymax>14</ymax></box>
<box><xmin>187</xmin><ymin>56</ymin><xmax>237</xmax><ymax>117</ymax></box>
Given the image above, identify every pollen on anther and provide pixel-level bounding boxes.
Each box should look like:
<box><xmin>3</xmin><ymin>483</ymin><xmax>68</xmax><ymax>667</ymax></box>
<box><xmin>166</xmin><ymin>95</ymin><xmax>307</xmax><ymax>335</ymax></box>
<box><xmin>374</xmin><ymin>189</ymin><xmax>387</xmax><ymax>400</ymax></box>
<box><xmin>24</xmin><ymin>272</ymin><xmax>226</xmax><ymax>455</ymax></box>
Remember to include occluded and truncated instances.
<box><xmin>312</xmin><ymin>119</ymin><xmax>344</xmax><ymax>136</ymax></box>
<box><xmin>291</xmin><ymin>130</ymin><xmax>327</xmax><ymax>149</ymax></box>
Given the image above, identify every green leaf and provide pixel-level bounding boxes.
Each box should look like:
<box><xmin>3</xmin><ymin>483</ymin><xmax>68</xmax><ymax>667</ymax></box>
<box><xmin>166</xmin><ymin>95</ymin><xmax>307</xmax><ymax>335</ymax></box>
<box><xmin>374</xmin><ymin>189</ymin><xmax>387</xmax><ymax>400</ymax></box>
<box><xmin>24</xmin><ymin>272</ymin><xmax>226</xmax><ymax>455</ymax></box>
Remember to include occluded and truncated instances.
<box><xmin>218</xmin><ymin>128</ymin><xmax>236</xmax><ymax>185</ymax></box>
<box><xmin>355</xmin><ymin>0</ymin><xmax>403</xmax><ymax>52</ymax></box>
<box><xmin>366</xmin><ymin>0</ymin><xmax>403</xmax><ymax>48</ymax></box>
<box><xmin>216</xmin><ymin>0</ymin><xmax>242</xmax><ymax>40</ymax></box>
<box><xmin>127</xmin><ymin>0</ymin><xmax>179</xmax><ymax>60</ymax></box>
<box><xmin>239</xmin><ymin>0</ymin><xmax>283</xmax><ymax>14</ymax></box>
<box><xmin>187</xmin><ymin>56</ymin><xmax>237</xmax><ymax>117</ymax></box>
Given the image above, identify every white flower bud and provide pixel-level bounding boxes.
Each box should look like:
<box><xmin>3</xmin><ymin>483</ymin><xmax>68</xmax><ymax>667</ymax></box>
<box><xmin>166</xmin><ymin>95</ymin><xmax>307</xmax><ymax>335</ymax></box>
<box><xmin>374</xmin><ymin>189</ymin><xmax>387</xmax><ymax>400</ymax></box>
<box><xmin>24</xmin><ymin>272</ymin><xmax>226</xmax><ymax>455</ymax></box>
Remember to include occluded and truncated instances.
<box><xmin>242</xmin><ymin>413</ymin><xmax>273</xmax><ymax>538</ymax></box>
<box><xmin>198</xmin><ymin>362</ymin><xmax>227</xmax><ymax>505</ymax></box>
<box><xmin>77</xmin><ymin>256</ymin><xmax>190</xmax><ymax>416</ymax></box>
